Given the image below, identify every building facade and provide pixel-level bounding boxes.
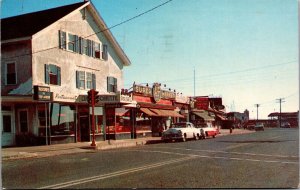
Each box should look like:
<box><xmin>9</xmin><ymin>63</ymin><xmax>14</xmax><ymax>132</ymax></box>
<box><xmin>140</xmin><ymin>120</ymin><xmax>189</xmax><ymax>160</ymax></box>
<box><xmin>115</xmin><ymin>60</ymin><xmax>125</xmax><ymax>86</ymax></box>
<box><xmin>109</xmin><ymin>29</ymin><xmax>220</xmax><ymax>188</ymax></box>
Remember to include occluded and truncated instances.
<box><xmin>1</xmin><ymin>2</ymin><xmax>131</xmax><ymax>146</ymax></box>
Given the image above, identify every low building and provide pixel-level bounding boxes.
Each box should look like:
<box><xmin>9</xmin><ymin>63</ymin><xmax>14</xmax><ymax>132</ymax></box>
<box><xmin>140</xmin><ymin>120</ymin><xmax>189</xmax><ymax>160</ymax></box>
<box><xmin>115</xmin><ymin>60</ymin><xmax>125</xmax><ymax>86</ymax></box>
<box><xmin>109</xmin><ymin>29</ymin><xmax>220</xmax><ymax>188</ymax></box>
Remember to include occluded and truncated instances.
<box><xmin>1</xmin><ymin>1</ymin><xmax>131</xmax><ymax>146</ymax></box>
<box><xmin>268</xmin><ymin>111</ymin><xmax>299</xmax><ymax>128</ymax></box>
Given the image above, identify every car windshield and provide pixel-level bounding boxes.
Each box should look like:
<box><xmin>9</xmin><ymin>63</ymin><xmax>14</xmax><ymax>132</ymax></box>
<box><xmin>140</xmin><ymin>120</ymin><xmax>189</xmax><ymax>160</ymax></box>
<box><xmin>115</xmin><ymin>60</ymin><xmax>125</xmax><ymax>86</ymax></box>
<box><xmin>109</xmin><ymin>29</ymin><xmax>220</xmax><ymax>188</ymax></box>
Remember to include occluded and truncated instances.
<box><xmin>171</xmin><ymin>123</ymin><xmax>186</xmax><ymax>128</ymax></box>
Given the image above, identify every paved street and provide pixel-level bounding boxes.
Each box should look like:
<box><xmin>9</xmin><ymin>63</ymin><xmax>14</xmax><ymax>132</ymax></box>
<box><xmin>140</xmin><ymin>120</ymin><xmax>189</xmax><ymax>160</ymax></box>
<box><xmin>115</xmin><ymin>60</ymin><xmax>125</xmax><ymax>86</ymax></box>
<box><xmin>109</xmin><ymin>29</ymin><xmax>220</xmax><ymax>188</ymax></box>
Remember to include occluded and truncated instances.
<box><xmin>2</xmin><ymin>128</ymin><xmax>299</xmax><ymax>189</ymax></box>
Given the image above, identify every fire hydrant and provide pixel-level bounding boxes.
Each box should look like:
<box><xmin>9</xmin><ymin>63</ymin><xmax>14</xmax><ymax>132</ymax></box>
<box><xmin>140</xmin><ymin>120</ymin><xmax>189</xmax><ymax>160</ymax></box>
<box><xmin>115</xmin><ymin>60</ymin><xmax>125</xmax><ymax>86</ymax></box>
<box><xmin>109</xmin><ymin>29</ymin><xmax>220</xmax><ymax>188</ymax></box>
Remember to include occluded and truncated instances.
<box><xmin>230</xmin><ymin>127</ymin><xmax>233</xmax><ymax>134</ymax></box>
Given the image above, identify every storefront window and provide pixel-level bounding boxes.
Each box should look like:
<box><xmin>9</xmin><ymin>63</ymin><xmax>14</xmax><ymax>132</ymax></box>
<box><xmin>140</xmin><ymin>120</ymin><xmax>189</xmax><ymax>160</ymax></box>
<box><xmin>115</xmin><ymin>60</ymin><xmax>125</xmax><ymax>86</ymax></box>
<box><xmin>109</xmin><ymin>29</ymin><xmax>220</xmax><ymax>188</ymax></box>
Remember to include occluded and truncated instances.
<box><xmin>50</xmin><ymin>103</ymin><xmax>76</xmax><ymax>136</ymax></box>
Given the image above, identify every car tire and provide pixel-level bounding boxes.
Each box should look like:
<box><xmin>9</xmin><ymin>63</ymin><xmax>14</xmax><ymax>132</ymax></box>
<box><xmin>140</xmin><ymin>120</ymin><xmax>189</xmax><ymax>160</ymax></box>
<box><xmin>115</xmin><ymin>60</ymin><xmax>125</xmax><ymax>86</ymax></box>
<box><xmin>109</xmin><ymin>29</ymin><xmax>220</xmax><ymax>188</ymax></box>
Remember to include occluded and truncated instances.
<box><xmin>182</xmin><ymin>134</ymin><xmax>187</xmax><ymax>142</ymax></box>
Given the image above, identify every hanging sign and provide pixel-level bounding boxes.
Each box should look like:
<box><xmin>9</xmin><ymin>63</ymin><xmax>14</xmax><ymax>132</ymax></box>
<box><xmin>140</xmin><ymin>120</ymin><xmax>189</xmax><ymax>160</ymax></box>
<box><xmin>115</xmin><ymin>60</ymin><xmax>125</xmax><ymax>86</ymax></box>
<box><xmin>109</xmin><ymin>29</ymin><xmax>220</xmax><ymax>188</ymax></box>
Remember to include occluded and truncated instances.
<box><xmin>33</xmin><ymin>85</ymin><xmax>52</xmax><ymax>101</ymax></box>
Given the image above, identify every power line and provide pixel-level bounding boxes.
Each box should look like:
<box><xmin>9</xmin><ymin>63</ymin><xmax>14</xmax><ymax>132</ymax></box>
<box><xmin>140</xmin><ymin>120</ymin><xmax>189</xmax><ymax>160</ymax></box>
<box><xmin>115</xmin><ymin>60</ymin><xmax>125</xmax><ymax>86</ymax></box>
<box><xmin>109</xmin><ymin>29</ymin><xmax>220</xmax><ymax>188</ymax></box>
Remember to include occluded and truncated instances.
<box><xmin>151</xmin><ymin>60</ymin><xmax>297</xmax><ymax>84</ymax></box>
<box><xmin>2</xmin><ymin>0</ymin><xmax>173</xmax><ymax>60</ymax></box>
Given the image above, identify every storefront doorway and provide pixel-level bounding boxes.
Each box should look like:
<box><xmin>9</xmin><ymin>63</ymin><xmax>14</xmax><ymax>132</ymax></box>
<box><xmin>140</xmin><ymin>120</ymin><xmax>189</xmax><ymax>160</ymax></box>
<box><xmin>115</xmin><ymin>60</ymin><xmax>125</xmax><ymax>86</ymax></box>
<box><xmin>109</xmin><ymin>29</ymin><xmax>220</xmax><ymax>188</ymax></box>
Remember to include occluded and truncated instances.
<box><xmin>79</xmin><ymin>115</ymin><xmax>90</xmax><ymax>142</ymax></box>
<box><xmin>1</xmin><ymin>112</ymin><xmax>14</xmax><ymax>146</ymax></box>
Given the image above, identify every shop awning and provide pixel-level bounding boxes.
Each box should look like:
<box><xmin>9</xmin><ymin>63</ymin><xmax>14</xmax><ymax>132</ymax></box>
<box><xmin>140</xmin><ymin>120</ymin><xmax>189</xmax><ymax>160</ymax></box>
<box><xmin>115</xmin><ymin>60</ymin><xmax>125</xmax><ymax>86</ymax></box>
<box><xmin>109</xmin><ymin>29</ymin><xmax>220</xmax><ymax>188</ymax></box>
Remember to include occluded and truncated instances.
<box><xmin>192</xmin><ymin>111</ymin><xmax>215</xmax><ymax>121</ymax></box>
<box><xmin>115</xmin><ymin>108</ymin><xmax>129</xmax><ymax>116</ymax></box>
<box><xmin>150</xmin><ymin>109</ymin><xmax>184</xmax><ymax>118</ymax></box>
<box><xmin>216</xmin><ymin>114</ymin><xmax>227</xmax><ymax>120</ymax></box>
<box><xmin>140</xmin><ymin>108</ymin><xmax>157</xmax><ymax>116</ymax></box>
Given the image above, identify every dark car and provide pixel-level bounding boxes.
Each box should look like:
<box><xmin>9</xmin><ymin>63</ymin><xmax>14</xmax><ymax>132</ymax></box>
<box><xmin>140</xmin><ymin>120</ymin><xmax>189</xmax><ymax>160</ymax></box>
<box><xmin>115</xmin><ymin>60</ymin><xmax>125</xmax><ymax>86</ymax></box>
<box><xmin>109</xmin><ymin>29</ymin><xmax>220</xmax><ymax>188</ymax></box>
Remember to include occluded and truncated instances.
<box><xmin>255</xmin><ymin>123</ymin><xmax>264</xmax><ymax>131</ymax></box>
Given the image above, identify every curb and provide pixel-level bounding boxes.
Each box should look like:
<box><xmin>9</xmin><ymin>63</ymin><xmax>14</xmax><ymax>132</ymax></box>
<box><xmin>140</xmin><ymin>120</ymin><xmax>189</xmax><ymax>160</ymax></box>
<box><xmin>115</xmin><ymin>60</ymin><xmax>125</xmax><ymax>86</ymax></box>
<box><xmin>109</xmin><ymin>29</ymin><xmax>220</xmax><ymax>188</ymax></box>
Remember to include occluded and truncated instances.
<box><xmin>2</xmin><ymin>130</ymin><xmax>254</xmax><ymax>161</ymax></box>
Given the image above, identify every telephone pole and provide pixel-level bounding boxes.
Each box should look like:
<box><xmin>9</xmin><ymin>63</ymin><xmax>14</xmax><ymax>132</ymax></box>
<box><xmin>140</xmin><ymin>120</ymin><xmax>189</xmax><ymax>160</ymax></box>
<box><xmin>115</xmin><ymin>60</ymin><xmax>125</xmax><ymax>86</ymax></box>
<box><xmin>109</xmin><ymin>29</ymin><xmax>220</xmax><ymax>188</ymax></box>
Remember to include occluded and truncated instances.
<box><xmin>276</xmin><ymin>98</ymin><xmax>285</xmax><ymax>128</ymax></box>
<box><xmin>254</xmin><ymin>104</ymin><xmax>260</xmax><ymax>121</ymax></box>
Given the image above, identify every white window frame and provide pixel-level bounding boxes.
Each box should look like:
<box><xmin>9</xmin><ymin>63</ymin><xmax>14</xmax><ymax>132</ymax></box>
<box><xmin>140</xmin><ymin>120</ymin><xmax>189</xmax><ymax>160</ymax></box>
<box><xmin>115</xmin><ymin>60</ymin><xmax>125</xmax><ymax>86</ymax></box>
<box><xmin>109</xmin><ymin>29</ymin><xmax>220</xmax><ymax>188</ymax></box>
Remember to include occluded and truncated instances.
<box><xmin>5</xmin><ymin>62</ymin><xmax>17</xmax><ymax>85</ymax></box>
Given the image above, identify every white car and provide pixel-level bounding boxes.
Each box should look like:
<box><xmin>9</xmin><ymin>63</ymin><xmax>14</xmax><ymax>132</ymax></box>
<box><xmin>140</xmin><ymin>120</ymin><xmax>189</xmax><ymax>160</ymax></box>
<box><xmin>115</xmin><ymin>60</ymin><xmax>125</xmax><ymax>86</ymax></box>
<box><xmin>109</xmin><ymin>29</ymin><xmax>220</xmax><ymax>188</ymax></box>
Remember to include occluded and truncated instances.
<box><xmin>161</xmin><ymin>122</ymin><xmax>201</xmax><ymax>142</ymax></box>
<box><xmin>198</xmin><ymin>123</ymin><xmax>219</xmax><ymax>139</ymax></box>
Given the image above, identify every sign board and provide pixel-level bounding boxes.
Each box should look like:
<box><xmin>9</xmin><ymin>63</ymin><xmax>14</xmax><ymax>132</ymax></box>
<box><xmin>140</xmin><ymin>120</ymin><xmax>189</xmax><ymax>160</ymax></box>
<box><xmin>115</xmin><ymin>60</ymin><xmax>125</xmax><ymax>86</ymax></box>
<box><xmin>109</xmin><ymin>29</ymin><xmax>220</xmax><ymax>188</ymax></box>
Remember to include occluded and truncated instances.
<box><xmin>89</xmin><ymin>107</ymin><xmax>103</xmax><ymax>115</ymax></box>
<box><xmin>33</xmin><ymin>86</ymin><xmax>52</xmax><ymax>101</ymax></box>
<box><xmin>194</xmin><ymin>96</ymin><xmax>209</xmax><ymax>110</ymax></box>
<box><xmin>133</xmin><ymin>83</ymin><xmax>176</xmax><ymax>101</ymax></box>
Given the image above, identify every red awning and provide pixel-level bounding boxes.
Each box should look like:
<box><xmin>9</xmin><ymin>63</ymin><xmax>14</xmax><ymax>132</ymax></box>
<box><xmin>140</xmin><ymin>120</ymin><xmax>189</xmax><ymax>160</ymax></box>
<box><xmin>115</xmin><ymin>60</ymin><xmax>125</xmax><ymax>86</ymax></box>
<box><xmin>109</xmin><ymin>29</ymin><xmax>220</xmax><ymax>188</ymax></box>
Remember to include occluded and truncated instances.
<box><xmin>140</xmin><ymin>108</ymin><xmax>157</xmax><ymax>116</ymax></box>
<box><xmin>115</xmin><ymin>108</ymin><xmax>129</xmax><ymax>116</ymax></box>
<box><xmin>216</xmin><ymin>114</ymin><xmax>227</xmax><ymax>120</ymax></box>
<box><xmin>150</xmin><ymin>109</ymin><xmax>184</xmax><ymax>118</ymax></box>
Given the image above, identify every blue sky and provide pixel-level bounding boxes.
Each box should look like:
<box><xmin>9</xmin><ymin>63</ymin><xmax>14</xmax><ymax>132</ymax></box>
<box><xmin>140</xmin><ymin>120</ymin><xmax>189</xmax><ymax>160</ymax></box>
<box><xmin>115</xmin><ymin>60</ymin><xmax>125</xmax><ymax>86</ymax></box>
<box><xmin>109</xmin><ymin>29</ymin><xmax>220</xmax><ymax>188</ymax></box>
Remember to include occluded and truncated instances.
<box><xmin>1</xmin><ymin>0</ymin><xmax>298</xmax><ymax>119</ymax></box>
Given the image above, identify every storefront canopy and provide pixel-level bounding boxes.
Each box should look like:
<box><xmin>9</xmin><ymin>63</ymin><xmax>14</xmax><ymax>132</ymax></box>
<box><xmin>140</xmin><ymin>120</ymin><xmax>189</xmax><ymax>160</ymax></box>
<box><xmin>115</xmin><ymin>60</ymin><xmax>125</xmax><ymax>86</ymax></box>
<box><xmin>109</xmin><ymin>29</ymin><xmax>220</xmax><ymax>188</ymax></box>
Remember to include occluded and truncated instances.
<box><xmin>192</xmin><ymin>111</ymin><xmax>215</xmax><ymax>121</ymax></box>
<box><xmin>140</xmin><ymin>108</ymin><xmax>157</xmax><ymax>116</ymax></box>
<box><xmin>150</xmin><ymin>108</ymin><xmax>184</xmax><ymax>118</ymax></box>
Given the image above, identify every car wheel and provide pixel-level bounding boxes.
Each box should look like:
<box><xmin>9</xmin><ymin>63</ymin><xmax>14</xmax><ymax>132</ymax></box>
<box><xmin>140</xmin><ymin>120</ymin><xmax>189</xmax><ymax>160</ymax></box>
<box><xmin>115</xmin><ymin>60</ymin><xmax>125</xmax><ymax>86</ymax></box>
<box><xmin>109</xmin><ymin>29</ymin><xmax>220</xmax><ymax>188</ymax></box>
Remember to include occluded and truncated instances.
<box><xmin>182</xmin><ymin>134</ymin><xmax>187</xmax><ymax>142</ymax></box>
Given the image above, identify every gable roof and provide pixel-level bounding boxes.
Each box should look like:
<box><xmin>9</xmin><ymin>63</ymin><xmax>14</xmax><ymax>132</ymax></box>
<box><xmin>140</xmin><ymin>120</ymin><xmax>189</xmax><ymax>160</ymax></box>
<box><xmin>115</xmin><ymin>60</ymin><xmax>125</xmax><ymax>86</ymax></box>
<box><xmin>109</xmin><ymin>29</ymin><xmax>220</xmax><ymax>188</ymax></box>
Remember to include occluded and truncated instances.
<box><xmin>1</xmin><ymin>2</ymin><xmax>86</xmax><ymax>40</ymax></box>
<box><xmin>1</xmin><ymin>1</ymin><xmax>131</xmax><ymax>66</ymax></box>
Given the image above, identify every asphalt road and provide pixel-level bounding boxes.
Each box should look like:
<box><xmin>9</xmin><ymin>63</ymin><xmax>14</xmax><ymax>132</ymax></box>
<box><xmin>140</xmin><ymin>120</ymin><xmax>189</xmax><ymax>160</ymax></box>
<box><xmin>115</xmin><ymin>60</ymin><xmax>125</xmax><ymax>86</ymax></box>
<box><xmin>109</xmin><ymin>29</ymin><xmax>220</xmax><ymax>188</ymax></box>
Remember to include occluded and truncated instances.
<box><xmin>2</xmin><ymin>128</ymin><xmax>299</xmax><ymax>189</ymax></box>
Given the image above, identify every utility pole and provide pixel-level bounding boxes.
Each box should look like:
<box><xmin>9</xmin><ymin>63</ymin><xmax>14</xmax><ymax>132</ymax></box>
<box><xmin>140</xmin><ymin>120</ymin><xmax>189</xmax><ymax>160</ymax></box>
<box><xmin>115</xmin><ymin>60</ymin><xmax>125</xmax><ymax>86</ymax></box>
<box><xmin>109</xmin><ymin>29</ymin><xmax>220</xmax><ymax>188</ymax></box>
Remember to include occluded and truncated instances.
<box><xmin>254</xmin><ymin>104</ymin><xmax>260</xmax><ymax>122</ymax></box>
<box><xmin>276</xmin><ymin>98</ymin><xmax>285</xmax><ymax>128</ymax></box>
<box><xmin>193</xmin><ymin>68</ymin><xmax>195</xmax><ymax>97</ymax></box>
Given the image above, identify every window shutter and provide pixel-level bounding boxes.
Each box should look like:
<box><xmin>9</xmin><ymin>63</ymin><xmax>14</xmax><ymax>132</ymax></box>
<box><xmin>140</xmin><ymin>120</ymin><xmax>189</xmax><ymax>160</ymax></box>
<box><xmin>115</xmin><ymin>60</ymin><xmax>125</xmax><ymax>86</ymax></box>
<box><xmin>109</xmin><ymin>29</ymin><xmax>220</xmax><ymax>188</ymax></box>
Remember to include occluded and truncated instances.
<box><xmin>76</xmin><ymin>71</ymin><xmax>80</xmax><ymax>89</ymax></box>
<box><xmin>44</xmin><ymin>64</ymin><xmax>49</xmax><ymax>84</ymax></box>
<box><xmin>87</xmin><ymin>40</ymin><xmax>91</xmax><ymax>56</ymax></box>
<box><xmin>75</xmin><ymin>35</ymin><xmax>79</xmax><ymax>53</ymax></box>
<box><xmin>59</xmin><ymin>30</ymin><xmax>66</xmax><ymax>49</ymax></box>
<box><xmin>79</xmin><ymin>37</ymin><xmax>83</xmax><ymax>54</ymax></box>
<box><xmin>91</xmin><ymin>41</ymin><xmax>95</xmax><ymax>57</ymax></box>
<box><xmin>114</xmin><ymin>77</ymin><xmax>117</xmax><ymax>92</ymax></box>
<box><xmin>59</xmin><ymin>31</ymin><xmax>62</xmax><ymax>49</ymax></box>
<box><xmin>107</xmin><ymin>76</ymin><xmax>111</xmax><ymax>92</ymax></box>
<box><xmin>102</xmin><ymin>44</ymin><xmax>108</xmax><ymax>60</ymax></box>
<box><xmin>57</xmin><ymin>67</ymin><xmax>61</xmax><ymax>86</ymax></box>
<box><xmin>92</xmin><ymin>74</ymin><xmax>96</xmax><ymax>89</ymax></box>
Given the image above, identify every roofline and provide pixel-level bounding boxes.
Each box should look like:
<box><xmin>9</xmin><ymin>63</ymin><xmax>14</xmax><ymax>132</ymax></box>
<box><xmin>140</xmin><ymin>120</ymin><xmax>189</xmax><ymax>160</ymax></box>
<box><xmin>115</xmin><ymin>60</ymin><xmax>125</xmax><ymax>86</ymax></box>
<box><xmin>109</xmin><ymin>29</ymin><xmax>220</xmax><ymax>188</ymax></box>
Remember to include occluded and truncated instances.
<box><xmin>87</xmin><ymin>1</ymin><xmax>131</xmax><ymax>66</ymax></box>
<box><xmin>1</xmin><ymin>36</ymin><xmax>32</xmax><ymax>44</ymax></box>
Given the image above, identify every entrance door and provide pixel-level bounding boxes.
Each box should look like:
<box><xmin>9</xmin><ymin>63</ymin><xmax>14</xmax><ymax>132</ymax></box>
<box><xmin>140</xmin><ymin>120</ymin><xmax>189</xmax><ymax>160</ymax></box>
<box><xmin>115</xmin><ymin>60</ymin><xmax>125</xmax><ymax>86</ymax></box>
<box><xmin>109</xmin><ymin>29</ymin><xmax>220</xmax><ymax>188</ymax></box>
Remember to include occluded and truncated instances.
<box><xmin>18</xmin><ymin>110</ymin><xmax>28</xmax><ymax>133</ymax></box>
<box><xmin>2</xmin><ymin>113</ymin><xmax>14</xmax><ymax>146</ymax></box>
<box><xmin>80</xmin><ymin>115</ymin><xmax>90</xmax><ymax>142</ymax></box>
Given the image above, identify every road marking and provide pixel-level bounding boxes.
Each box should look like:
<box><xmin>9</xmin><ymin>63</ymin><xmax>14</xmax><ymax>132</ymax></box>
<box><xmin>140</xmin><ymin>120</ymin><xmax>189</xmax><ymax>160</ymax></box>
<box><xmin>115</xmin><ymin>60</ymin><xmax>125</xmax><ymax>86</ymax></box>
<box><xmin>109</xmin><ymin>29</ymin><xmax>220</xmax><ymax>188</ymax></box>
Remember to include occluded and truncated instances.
<box><xmin>151</xmin><ymin>147</ymin><xmax>298</xmax><ymax>158</ymax></box>
<box><xmin>132</xmin><ymin>149</ymin><xmax>299</xmax><ymax>165</ymax></box>
<box><xmin>38</xmin><ymin>156</ymin><xmax>196</xmax><ymax>189</ymax></box>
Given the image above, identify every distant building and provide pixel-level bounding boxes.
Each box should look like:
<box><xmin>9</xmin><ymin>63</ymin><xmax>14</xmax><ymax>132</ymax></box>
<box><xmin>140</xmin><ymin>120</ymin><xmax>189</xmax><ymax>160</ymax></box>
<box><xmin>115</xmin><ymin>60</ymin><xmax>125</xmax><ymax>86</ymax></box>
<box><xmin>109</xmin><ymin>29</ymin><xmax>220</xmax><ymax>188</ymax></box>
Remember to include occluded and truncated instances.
<box><xmin>268</xmin><ymin>111</ymin><xmax>299</xmax><ymax>128</ymax></box>
<box><xmin>227</xmin><ymin>110</ymin><xmax>249</xmax><ymax>128</ymax></box>
<box><xmin>1</xmin><ymin>1</ymin><xmax>131</xmax><ymax>146</ymax></box>
<box><xmin>189</xmin><ymin>96</ymin><xmax>227</xmax><ymax>128</ymax></box>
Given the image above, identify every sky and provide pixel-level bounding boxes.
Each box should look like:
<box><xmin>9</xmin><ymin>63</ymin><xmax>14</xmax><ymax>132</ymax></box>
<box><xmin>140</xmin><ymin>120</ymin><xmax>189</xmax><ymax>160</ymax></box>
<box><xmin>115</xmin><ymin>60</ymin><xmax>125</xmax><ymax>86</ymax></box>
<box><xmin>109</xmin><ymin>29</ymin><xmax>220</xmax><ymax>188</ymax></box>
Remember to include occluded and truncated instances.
<box><xmin>1</xmin><ymin>0</ymin><xmax>299</xmax><ymax>119</ymax></box>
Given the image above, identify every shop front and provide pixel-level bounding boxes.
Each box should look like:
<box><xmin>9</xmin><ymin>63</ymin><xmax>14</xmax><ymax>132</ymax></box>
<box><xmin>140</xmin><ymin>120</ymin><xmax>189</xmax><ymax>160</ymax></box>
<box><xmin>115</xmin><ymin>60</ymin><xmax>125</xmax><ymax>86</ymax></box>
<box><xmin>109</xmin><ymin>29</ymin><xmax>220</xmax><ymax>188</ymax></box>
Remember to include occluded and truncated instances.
<box><xmin>124</xmin><ymin>83</ymin><xmax>184</xmax><ymax>138</ymax></box>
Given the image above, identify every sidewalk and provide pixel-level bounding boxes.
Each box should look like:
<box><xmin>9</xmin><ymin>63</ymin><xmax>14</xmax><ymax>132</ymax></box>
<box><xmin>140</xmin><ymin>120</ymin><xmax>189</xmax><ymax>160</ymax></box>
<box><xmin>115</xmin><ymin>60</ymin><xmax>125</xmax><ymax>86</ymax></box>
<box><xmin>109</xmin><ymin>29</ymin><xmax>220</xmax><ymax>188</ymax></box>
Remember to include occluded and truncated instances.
<box><xmin>2</xmin><ymin>129</ymin><xmax>252</xmax><ymax>161</ymax></box>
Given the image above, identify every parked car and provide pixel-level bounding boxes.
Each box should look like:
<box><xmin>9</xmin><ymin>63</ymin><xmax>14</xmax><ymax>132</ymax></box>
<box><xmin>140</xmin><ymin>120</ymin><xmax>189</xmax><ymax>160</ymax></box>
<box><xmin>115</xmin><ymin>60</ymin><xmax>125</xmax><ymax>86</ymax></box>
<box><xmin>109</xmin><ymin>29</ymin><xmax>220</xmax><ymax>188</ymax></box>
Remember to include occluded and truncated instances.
<box><xmin>198</xmin><ymin>123</ymin><xmax>219</xmax><ymax>139</ymax></box>
<box><xmin>280</xmin><ymin>122</ymin><xmax>291</xmax><ymax>128</ymax></box>
<box><xmin>161</xmin><ymin>122</ymin><xmax>200</xmax><ymax>142</ymax></box>
<box><xmin>246</xmin><ymin>124</ymin><xmax>255</xmax><ymax>130</ymax></box>
<box><xmin>255</xmin><ymin>123</ymin><xmax>264</xmax><ymax>131</ymax></box>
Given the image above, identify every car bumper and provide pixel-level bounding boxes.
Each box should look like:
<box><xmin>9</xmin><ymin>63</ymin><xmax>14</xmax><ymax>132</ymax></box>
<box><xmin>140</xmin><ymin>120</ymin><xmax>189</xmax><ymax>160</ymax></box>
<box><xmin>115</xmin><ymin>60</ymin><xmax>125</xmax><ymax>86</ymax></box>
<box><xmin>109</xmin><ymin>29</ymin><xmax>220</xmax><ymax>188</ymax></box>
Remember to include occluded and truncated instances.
<box><xmin>161</xmin><ymin>134</ymin><xmax>183</xmax><ymax>140</ymax></box>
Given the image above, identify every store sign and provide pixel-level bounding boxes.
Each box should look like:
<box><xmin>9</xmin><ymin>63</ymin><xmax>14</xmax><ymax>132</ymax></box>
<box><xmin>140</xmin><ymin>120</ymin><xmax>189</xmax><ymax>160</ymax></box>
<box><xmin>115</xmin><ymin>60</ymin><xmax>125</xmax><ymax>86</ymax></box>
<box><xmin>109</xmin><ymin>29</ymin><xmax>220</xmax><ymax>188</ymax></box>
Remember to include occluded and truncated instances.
<box><xmin>33</xmin><ymin>85</ymin><xmax>52</xmax><ymax>101</ymax></box>
<box><xmin>133</xmin><ymin>84</ymin><xmax>176</xmax><ymax>101</ymax></box>
<box><xmin>97</xmin><ymin>95</ymin><xmax>118</xmax><ymax>102</ymax></box>
<box><xmin>120</xmin><ymin>94</ymin><xmax>133</xmax><ymax>103</ymax></box>
<box><xmin>194</xmin><ymin>96</ymin><xmax>209</xmax><ymax>110</ymax></box>
<box><xmin>54</xmin><ymin>93</ymin><xmax>77</xmax><ymax>102</ymax></box>
<box><xmin>152</xmin><ymin>83</ymin><xmax>161</xmax><ymax>102</ymax></box>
